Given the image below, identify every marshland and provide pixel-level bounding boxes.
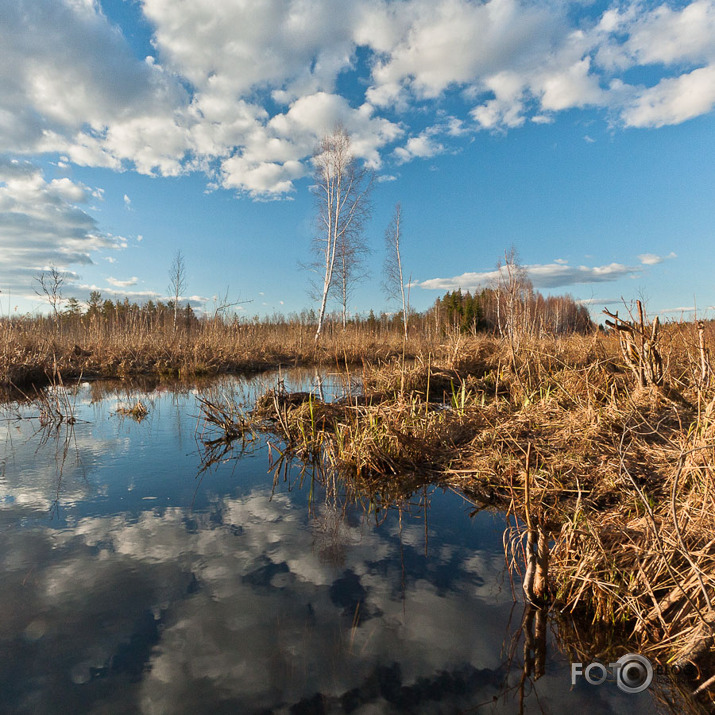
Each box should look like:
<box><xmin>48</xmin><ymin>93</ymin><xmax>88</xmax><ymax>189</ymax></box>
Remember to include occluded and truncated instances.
<box><xmin>3</xmin><ymin>290</ymin><xmax>715</xmax><ymax>713</ymax></box>
<box><xmin>4</xmin><ymin>1</ymin><xmax>714</xmax><ymax>710</ymax></box>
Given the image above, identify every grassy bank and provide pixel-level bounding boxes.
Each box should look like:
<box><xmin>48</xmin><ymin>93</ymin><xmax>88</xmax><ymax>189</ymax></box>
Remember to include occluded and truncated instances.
<box><xmin>0</xmin><ymin>317</ymin><xmax>431</xmax><ymax>388</ymax></box>
<box><xmin>197</xmin><ymin>323</ymin><xmax>715</xmax><ymax>701</ymax></box>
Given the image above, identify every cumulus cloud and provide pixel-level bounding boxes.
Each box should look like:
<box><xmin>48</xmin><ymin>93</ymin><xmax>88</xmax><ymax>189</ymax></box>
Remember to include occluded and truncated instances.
<box><xmin>0</xmin><ymin>0</ymin><xmax>713</xmax><ymax>200</ymax></box>
<box><xmin>368</xmin><ymin>0</ymin><xmax>561</xmax><ymax>102</ymax></box>
<box><xmin>0</xmin><ymin>158</ymin><xmax>125</xmax><ymax>299</ymax></box>
<box><xmin>0</xmin><ymin>0</ymin><xmax>187</xmax><ymax>167</ymax></box>
<box><xmin>622</xmin><ymin>65</ymin><xmax>715</xmax><ymax>128</ymax></box>
<box><xmin>393</xmin><ymin>132</ymin><xmax>445</xmax><ymax>164</ymax></box>
<box><xmin>418</xmin><ymin>261</ymin><xmax>642</xmax><ymax>291</ymax></box>
<box><xmin>600</xmin><ymin>0</ymin><xmax>715</xmax><ymax>68</ymax></box>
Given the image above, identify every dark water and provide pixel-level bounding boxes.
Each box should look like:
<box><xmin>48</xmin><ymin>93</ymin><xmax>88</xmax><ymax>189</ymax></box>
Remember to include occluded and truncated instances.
<box><xmin>0</xmin><ymin>370</ymin><xmax>671</xmax><ymax>713</ymax></box>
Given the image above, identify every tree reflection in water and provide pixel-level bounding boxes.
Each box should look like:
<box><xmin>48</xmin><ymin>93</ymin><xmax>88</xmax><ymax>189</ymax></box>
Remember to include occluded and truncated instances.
<box><xmin>197</xmin><ymin>423</ymin><xmax>708</xmax><ymax>714</ymax></box>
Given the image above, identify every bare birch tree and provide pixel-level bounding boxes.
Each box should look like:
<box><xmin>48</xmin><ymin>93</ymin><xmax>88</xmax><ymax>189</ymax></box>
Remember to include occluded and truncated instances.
<box><xmin>383</xmin><ymin>203</ymin><xmax>409</xmax><ymax>341</ymax></box>
<box><xmin>311</xmin><ymin>126</ymin><xmax>372</xmax><ymax>342</ymax></box>
<box><xmin>168</xmin><ymin>249</ymin><xmax>187</xmax><ymax>331</ymax></box>
<box><xmin>34</xmin><ymin>265</ymin><xmax>64</xmax><ymax>329</ymax></box>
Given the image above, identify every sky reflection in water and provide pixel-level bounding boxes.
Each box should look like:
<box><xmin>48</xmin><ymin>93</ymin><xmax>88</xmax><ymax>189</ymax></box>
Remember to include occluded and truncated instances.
<box><xmin>0</xmin><ymin>371</ymin><xmax>659</xmax><ymax>713</ymax></box>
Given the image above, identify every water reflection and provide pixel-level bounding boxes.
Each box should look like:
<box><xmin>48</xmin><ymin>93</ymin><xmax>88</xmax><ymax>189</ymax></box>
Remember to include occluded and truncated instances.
<box><xmin>0</xmin><ymin>373</ymin><xmax>699</xmax><ymax>713</ymax></box>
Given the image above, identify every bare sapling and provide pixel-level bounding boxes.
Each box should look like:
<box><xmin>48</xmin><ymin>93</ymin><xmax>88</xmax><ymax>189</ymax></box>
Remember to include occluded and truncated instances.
<box><xmin>168</xmin><ymin>249</ymin><xmax>187</xmax><ymax>332</ymax></box>
<box><xmin>34</xmin><ymin>266</ymin><xmax>65</xmax><ymax>331</ymax></box>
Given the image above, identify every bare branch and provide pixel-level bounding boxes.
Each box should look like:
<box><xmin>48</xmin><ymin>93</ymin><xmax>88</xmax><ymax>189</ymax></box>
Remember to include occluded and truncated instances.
<box><xmin>34</xmin><ymin>265</ymin><xmax>65</xmax><ymax>327</ymax></box>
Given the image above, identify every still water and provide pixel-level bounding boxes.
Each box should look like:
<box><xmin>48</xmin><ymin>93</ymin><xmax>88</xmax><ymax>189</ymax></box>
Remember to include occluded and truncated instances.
<box><xmin>0</xmin><ymin>370</ymin><xmax>667</xmax><ymax>713</ymax></box>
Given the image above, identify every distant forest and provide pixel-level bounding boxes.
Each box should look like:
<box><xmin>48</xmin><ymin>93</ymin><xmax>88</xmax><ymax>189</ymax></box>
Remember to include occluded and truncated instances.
<box><xmin>431</xmin><ymin>287</ymin><xmax>593</xmax><ymax>336</ymax></box>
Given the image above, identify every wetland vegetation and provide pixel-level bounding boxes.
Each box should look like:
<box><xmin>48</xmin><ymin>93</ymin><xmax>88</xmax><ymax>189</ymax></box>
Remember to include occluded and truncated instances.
<box><xmin>4</xmin><ymin>290</ymin><xmax>715</xmax><ymax>711</ymax></box>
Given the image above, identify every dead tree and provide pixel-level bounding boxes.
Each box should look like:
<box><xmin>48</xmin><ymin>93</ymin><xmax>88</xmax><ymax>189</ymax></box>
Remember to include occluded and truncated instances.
<box><xmin>603</xmin><ymin>300</ymin><xmax>663</xmax><ymax>387</ymax></box>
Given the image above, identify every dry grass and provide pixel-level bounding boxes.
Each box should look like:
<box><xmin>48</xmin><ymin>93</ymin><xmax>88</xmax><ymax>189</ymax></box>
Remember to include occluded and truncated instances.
<box><xmin>195</xmin><ymin>321</ymin><xmax>715</xmax><ymax>700</ymax></box>
<box><xmin>0</xmin><ymin>317</ymin><xmax>430</xmax><ymax>389</ymax></box>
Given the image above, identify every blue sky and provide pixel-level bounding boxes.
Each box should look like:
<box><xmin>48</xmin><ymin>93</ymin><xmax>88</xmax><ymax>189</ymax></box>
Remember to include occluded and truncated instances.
<box><xmin>1</xmin><ymin>0</ymin><xmax>714</xmax><ymax>321</ymax></box>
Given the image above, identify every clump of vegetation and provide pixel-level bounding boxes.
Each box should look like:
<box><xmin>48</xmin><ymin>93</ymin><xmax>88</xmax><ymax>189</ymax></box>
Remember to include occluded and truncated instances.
<box><xmin>115</xmin><ymin>400</ymin><xmax>149</xmax><ymax>420</ymax></box>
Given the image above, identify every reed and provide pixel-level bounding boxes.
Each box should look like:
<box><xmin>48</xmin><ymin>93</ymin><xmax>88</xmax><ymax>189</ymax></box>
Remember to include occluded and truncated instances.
<box><xmin>0</xmin><ymin>315</ymin><xmax>431</xmax><ymax>389</ymax></box>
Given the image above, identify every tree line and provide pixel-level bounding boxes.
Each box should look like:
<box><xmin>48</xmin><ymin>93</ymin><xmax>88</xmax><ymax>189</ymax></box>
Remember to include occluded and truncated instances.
<box><xmin>19</xmin><ymin>284</ymin><xmax>591</xmax><ymax>339</ymax></box>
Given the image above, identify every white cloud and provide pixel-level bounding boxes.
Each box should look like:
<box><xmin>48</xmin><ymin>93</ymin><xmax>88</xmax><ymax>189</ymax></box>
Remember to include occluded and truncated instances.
<box><xmin>393</xmin><ymin>132</ymin><xmax>445</xmax><ymax>164</ymax></box>
<box><xmin>0</xmin><ymin>159</ymin><xmax>124</xmax><ymax>299</ymax></box>
<box><xmin>0</xmin><ymin>0</ymin><xmax>186</xmax><ymax>161</ymax></box>
<box><xmin>0</xmin><ymin>0</ymin><xmax>713</xmax><ymax>202</ymax></box>
<box><xmin>76</xmin><ymin>283</ymin><xmax>161</xmax><ymax>302</ymax></box>
<box><xmin>537</xmin><ymin>57</ymin><xmax>604</xmax><ymax>112</ymax></box>
<box><xmin>368</xmin><ymin>0</ymin><xmax>560</xmax><ymax>101</ymax></box>
<box><xmin>576</xmin><ymin>297</ymin><xmax>621</xmax><ymax>306</ymax></box>
<box><xmin>657</xmin><ymin>305</ymin><xmax>715</xmax><ymax>315</ymax></box>
<box><xmin>221</xmin><ymin>156</ymin><xmax>305</xmax><ymax>197</ymax></box>
<box><xmin>107</xmin><ymin>276</ymin><xmax>139</xmax><ymax>288</ymax></box>
<box><xmin>621</xmin><ymin>0</ymin><xmax>715</xmax><ymax>67</ymax></box>
<box><xmin>638</xmin><ymin>251</ymin><xmax>677</xmax><ymax>265</ymax></box>
<box><xmin>366</xmin><ymin>0</ymin><xmax>715</xmax><ymax>132</ymax></box>
<box><xmin>418</xmin><ymin>261</ymin><xmax>642</xmax><ymax>291</ymax></box>
<box><xmin>142</xmin><ymin>0</ymin><xmax>359</xmax><ymax>101</ymax></box>
<box><xmin>622</xmin><ymin>65</ymin><xmax>715</xmax><ymax>128</ymax></box>
<box><xmin>658</xmin><ymin>305</ymin><xmax>697</xmax><ymax>314</ymax></box>
<box><xmin>216</xmin><ymin>92</ymin><xmax>401</xmax><ymax>196</ymax></box>
<box><xmin>471</xmin><ymin>71</ymin><xmax>527</xmax><ymax>129</ymax></box>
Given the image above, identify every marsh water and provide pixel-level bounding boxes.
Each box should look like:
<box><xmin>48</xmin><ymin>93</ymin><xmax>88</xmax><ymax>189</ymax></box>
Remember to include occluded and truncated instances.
<box><xmin>0</xmin><ymin>369</ymin><xmax>668</xmax><ymax>713</ymax></box>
